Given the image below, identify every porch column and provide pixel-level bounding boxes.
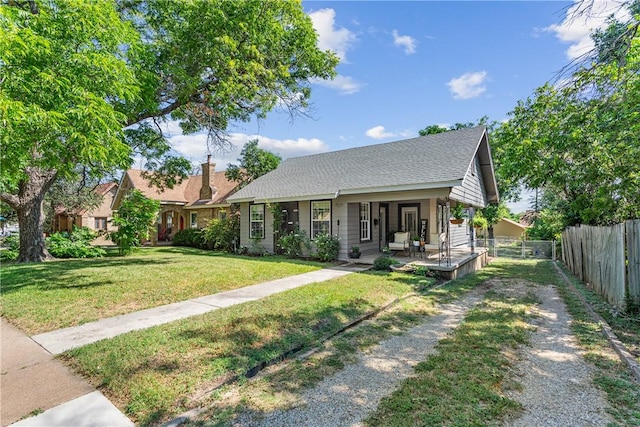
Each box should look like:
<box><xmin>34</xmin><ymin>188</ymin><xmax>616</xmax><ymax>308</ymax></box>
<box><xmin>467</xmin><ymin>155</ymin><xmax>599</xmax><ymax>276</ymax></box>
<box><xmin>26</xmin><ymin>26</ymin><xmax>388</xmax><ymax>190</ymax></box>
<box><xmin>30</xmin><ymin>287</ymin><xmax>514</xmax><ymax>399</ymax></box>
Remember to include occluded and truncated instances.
<box><xmin>429</xmin><ymin>199</ymin><xmax>438</xmax><ymax>244</ymax></box>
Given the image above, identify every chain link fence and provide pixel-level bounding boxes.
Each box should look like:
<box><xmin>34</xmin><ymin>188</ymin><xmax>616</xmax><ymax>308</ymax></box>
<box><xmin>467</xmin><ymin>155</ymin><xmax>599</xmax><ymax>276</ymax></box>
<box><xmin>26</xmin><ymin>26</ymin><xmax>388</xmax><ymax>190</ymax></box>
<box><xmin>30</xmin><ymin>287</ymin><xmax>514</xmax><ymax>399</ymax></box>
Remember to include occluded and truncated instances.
<box><xmin>477</xmin><ymin>238</ymin><xmax>559</xmax><ymax>260</ymax></box>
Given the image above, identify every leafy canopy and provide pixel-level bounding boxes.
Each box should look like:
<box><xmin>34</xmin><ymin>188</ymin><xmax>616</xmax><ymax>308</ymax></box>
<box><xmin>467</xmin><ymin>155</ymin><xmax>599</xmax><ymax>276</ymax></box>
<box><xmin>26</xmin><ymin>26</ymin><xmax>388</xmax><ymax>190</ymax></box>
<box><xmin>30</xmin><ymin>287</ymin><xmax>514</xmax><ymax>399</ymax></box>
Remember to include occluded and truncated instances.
<box><xmin>225</xmin><ymin>139</ymin><xmax>282</xmax><ymax>188</ymax></box>
<box><xmin>0</xmin><ymin>0</ymin><xmax>140</xmax><ymax>192</ymax></box>
<box><xmin>491</xmin><ymin>3</ymin><xmax>640</xmax><ymax>226</ymax></box>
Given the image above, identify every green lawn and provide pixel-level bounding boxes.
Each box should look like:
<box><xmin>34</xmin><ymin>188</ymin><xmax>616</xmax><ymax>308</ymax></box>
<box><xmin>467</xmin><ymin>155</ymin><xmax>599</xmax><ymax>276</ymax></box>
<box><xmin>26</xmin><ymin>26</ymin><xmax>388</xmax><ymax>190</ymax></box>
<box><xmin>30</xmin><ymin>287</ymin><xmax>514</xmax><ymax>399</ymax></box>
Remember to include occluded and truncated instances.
<box><xmin>0</xmin><ymin>247</ymin><xmax>325</xmax><ymax>334</ymax></box>
<box><xmin>63</xmin><ymin>270</ymin><xmax>436</xmax><ymax>425</ymax></box>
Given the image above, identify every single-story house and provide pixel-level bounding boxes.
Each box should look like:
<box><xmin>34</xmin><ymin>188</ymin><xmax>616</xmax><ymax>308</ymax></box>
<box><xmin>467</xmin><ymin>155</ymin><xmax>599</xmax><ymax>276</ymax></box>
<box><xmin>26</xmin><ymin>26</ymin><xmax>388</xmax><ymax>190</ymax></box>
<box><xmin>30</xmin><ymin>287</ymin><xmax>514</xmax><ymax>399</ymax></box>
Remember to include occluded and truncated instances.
<box><xmin>112</xmin><ymin>156</ymin><xmax>238</xmax><ymax>242</ymax></box>
<box><xmin>493</xmin><ymin>217</ymin><xmax>529</xmax><ymax>239</ymax></box>
<box><xmin>52</xmin><ymin>182</ymin><xmax>119</xmax><ymax>243</ymax></box>
<box><xmin>227</xmin><ymin>126</ymin><xmax>499</xmax><ymax>260</ymax></box>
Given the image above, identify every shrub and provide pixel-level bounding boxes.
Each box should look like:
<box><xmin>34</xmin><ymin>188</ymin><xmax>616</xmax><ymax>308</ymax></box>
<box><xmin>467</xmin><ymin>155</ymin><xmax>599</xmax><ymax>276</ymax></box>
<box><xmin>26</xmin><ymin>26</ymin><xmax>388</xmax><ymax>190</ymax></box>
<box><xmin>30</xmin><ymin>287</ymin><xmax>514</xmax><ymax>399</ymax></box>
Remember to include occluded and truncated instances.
<box><xmin>0</xmin><ymin>234</ymin><xmax>19</xmax><ymax>261</ymax></box>
<box><xmin>110</xmin><ymin>190</ymin><xmax>160</xmax><ymax>255</ymax></box>
<box><xmin>277</xmin><ymin>227</ymin><xmax>311</xmax><ymax>258</ymax></box>
<box><xmin>314</xmin><ymin>233</ymin><xmax>340</xmax><ymax>262</ymax></box>
<box><xmin>172</xmin><ymin>228</ymin><xmax>207</xmax><ymax>249</ymax></box>
<box><xmin>201</xmin><ymin>213</ymin><xmax>240</xmax><ymax>251</ymax></box>
<box><xmin>46</xmin><ymin>227</ymin><xmax>106</xmax><ymax>258</ymax></box>
<box><xmin>373</xmin><ymin>255</ymin><xmax>401</xmax><ymax>271</ymax></box>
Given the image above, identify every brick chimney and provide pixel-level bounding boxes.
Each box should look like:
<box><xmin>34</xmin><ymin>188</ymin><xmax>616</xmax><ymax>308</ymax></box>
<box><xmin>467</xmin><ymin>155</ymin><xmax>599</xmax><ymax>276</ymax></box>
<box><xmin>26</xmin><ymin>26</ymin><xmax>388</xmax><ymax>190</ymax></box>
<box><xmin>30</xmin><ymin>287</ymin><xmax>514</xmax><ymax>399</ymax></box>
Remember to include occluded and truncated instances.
<box><xmin>199</xmin><ymin>155</ymin><xmax>216</xmax><ymax>200</ymax></box>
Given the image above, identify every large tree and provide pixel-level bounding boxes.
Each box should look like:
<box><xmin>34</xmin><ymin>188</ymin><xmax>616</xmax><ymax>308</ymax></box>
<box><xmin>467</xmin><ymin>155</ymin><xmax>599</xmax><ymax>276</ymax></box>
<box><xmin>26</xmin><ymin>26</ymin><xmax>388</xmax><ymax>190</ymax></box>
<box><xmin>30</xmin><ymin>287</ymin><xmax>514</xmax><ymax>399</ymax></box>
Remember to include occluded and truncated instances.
<box><xmin>0</xmin><ymin>0</ymin><xmax>338</xmax><ymax>262</ymax></box>
<box><xmin>225</xmin><ymin>139</ymin><xmax>281</xmax><ymax>188</ymax></box>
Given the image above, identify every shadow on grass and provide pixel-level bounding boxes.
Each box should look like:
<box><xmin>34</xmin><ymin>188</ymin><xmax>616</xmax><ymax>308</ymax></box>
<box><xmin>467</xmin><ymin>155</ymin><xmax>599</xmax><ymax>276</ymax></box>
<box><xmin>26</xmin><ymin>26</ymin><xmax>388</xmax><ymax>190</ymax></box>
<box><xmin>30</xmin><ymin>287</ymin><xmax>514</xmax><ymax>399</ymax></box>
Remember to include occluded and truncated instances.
<box><xmin>71</xmin><ymin>297</ymin><xmax>378</xmax><ymax>426</ymax></box>
<box><xmin>0</xmin><ymin>247</ymin><xmax>329</xmax><ymax>295</ymax></box>
<box><xmin>0</xmin><ymin>257</ymin><xmax>176</xmax><ymax>294</ymax></box>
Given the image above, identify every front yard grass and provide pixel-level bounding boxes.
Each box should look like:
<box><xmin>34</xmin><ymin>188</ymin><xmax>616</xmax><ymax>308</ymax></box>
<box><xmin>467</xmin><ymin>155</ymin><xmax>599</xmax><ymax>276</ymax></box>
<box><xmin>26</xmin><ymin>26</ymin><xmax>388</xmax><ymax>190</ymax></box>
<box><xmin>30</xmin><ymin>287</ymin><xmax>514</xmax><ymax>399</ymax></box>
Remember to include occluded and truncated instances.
<box><xmin>0</xmin><ymin>247</ymin><xmax>325</xmax><ymax>334</ymax></box>
<box><xmin>62</xmin><ymin>270</ymin><xmax>438</xmax><ymax>425</ymax></box>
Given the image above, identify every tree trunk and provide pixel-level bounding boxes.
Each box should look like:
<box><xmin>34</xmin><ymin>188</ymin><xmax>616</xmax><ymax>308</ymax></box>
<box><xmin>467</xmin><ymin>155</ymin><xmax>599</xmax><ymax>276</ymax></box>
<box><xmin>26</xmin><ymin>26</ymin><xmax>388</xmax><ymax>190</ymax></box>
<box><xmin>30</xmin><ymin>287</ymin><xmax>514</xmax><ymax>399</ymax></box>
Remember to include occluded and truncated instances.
<box><xmin>1</xmin><ymin>167</ymin><xmax>57</xmax><ymax>262</ymax></box>
<box><xmin>488</xmin><ymin>225</ymin><xmax>495</xmax><ymax>240</ymax></box>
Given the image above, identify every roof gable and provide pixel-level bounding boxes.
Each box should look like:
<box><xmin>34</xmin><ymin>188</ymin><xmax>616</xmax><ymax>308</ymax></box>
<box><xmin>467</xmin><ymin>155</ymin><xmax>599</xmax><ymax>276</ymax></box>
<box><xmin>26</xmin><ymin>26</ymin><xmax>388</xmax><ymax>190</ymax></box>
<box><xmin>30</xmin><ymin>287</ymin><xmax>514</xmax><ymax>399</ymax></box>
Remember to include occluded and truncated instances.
<box><xmin>230</xmin><ymin>126</ymin><xmax>498</xmax><ymax>203</ymax></box>
<box><xmin>112</xmin><ymin>169</ymin><xmax>238</xmax><ymax>210</ymax></box>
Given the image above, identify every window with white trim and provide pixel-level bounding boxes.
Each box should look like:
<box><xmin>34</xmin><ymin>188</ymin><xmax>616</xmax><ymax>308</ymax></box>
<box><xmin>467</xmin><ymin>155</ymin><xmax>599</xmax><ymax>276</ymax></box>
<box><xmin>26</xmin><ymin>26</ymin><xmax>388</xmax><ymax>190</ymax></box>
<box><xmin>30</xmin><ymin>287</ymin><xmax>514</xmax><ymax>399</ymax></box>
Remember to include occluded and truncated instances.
<box><xmin>250</xmin><ymin>204</ymin><xmax>265</xmax><ymax>239</ymax></box>
<box><xmin>190</xmin><ymin>212</ymin><xmax>198</xmax><ymax>228</ymax></box>
<box><xmin>311</xmin><ymin>200</ymin><xmax>331</xmax><ymax>239</ymax></box>
<box><xmin>95</xmin><ymin>217</ymin><xmax>107</xmax><ymax>231</ymax></box>
<box><xmin>218</xmin><ymin>209</ymin><xmax>227</xmax><ymax>220</ymax></box>
<box><xmin>360</xmin><ymin>203</ymin><xmax>370</xmax><ymax>241</ymax></box>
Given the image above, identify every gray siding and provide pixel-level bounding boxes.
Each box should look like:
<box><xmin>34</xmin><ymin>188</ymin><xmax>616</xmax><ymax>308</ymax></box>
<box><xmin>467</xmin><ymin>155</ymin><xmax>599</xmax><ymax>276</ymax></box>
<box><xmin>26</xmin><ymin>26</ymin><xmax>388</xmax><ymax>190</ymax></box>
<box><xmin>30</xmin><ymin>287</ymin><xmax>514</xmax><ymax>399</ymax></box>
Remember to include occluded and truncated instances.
<box><xmin>449</xmin><ymin>220</ymin><xmax>470</xmax><ymax>247</ymax></box>
<box><xmin>239</xmin><ymin>202</ymin><xmax>250</xmax><ymax>248</ymax></box>
<box><xmin>450</xmin><ymin>156</ymin><xmax>487</xmax><ymax>208</ymax></box>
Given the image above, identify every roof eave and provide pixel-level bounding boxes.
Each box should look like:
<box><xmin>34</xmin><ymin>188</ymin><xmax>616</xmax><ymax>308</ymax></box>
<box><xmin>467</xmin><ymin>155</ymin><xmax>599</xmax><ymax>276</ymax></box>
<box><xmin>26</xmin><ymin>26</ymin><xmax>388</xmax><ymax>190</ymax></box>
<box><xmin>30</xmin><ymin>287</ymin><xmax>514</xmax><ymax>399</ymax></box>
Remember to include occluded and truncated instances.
<box><xmin>339</xmin><ymin>180</ymin><xmax>463</xmax><ymax>196</ymax></box>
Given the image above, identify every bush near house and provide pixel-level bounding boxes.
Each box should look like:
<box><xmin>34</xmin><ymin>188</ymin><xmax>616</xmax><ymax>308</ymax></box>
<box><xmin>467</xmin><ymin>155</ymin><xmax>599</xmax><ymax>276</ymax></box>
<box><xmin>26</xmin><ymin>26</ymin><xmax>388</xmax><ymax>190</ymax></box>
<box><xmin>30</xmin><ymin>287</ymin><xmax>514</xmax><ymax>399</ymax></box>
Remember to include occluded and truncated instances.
<box><xmin>172</xmin><ymin>229</ymin><xmax>208</xmax><ymax>249</ymax></box>
<box><xmin>46</xmin><ymin>227</ymin><xmax>106</xmax><ymax>258</ymax></box>
<box><xmin>201</xmin><ymin>214</ymin><xmax>240</xmax><ymax>252</ymax></box>
<box><xmin>373</xmin><ymin>255</ymin><xmax>401</xmax><ymax>270</ymax></box>
<box><xmin>312</xmin><ymin>233</ymin><xmax>340</xmax><ymax>262</ymax></box>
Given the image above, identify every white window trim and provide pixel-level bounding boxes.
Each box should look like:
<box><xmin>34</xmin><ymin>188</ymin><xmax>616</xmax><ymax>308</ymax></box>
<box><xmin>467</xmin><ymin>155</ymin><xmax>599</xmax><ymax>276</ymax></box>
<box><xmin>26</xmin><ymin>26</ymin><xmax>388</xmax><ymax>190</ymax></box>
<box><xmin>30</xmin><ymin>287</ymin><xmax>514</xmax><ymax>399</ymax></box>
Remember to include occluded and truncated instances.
<box><xmin>311</xmin><ymin>200</ymin><xmax>331</xmax><ymax>239</ymax></box>
<box><xmin>190</xmin><ymin>212</ymin><xmax>198</xmax><ymax>229</ymax></box>
<box><xmin>250</xmin><ymin>204</ymin><xmax>265</xmax><ymax>239</ymax></box>
<box><xmin>360</xmin><ymin>202</ymin><xmax>371</xmax><ymax>241</ymax></box>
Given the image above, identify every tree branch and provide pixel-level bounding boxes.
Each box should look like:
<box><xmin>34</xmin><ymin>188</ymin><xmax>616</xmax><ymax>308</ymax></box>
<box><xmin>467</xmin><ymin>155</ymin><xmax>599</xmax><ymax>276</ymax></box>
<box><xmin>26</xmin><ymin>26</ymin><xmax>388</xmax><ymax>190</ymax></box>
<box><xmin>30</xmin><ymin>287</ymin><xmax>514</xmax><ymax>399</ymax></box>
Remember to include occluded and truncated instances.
<box><xmin>0</xmin><ymin>193</ymin><xmax>19</xmax><ymax>209</ymax></box>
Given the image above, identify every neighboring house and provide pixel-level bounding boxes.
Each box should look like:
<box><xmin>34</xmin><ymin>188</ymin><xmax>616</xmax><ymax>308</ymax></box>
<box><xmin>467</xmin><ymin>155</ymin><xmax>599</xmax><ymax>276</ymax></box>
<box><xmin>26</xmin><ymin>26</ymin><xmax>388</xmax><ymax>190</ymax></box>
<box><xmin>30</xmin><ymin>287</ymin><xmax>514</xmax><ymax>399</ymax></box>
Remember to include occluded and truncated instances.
<box><xmin>228</xmin><ymin>126</ymin><xmax>499</xmax><ymax>259</ymax></box>
<box><xmin>112</xmin><ymin>156</ymin><xmax>238</xmax><ymax>242</ymax></box>
<box><xmin>52</xmin><ymin>182</ymin><xmax>118</xmax><ymax>242</ymax></box>
<box><xmin>493</xmin><ymin>217</ymin><xmax>529</xmax><ymax>239</ymax></box>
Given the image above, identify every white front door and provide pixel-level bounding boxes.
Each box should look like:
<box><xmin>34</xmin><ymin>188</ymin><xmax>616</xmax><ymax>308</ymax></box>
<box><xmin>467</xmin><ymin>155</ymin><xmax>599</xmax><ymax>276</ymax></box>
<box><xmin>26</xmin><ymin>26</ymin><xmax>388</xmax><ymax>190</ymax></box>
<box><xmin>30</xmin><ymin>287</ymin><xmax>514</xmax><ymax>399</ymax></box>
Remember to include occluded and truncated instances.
<box><xmin>401</xmin><ymin>206</ymin><xmax>418</xmax><ymax>237</ymax></box>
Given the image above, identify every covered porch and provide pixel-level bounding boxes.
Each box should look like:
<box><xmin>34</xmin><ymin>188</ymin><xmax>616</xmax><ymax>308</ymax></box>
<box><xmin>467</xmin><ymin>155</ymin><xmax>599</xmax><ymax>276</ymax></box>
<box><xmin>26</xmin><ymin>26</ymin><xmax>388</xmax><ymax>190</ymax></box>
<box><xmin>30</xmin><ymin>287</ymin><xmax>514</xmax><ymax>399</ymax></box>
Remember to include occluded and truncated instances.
<box><xmin>346</xmin><ymin>245</ymin><xmax>489</xmax><ymax>280</ymax></box>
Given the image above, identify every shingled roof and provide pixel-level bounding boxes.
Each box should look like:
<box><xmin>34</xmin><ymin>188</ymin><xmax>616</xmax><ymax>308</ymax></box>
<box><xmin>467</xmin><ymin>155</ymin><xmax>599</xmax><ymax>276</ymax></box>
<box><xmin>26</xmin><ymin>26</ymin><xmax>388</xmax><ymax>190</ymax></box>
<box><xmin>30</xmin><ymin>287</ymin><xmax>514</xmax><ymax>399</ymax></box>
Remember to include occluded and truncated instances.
<box><xmin>115</xmin><ymin>169</ymin><xmax>237</xmax><ymax>208</ymax></box>
<box><xmin>229</xmin><ymin>126</ymin><xmax>497</xmax><ymax>203</ymax></box>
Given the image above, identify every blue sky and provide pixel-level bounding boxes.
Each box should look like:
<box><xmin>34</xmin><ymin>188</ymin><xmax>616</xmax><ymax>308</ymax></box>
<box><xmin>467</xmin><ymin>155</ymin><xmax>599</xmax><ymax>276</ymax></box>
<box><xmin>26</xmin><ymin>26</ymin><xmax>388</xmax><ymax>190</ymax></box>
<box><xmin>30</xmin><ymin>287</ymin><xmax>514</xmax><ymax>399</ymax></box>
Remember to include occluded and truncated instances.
<box><xmin>157</xmin><ymin>0</ymin><xmax>629</xmax><ymax>213</ymax></box>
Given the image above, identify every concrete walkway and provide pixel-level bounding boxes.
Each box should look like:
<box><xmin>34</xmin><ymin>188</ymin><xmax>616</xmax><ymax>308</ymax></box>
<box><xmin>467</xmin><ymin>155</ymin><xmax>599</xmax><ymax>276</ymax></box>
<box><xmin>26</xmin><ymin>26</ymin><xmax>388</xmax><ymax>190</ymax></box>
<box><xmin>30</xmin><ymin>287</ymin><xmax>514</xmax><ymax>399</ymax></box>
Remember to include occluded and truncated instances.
<box><xmin>2</xmin><ymin>264</ymin><xmax>366</xmax><ymax>426</ymax></box>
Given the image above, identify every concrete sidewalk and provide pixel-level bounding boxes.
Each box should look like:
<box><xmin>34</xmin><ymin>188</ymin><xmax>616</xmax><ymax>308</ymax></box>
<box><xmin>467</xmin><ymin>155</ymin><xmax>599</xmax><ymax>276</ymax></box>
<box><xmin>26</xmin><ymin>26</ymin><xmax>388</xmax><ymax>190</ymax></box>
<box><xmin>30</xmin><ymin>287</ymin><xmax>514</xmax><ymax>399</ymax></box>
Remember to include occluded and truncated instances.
<box><xmin>32</xmin><ymin>265</ymin><xmax>365</xmax><ymax>354</ymax></box>
<box><xmin>2</xmin><ymin>264</ymin><xmax>367</xmax><ymax>426</ymax></box>
<box><xmin>1</xmin><ymin>318</ymin><xmax>132</xmax><ymax>426</ymax></box>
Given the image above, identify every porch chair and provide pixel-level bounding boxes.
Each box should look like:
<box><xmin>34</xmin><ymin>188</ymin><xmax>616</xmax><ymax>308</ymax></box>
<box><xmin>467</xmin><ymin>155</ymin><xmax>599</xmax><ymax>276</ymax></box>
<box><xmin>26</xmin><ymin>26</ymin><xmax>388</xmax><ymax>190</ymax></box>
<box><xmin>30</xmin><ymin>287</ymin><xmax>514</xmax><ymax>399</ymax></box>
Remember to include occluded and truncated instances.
<box><xmin>388</xmin><ymin>231</ymin><xmax>410</xmax><ymax>255</ymax></box>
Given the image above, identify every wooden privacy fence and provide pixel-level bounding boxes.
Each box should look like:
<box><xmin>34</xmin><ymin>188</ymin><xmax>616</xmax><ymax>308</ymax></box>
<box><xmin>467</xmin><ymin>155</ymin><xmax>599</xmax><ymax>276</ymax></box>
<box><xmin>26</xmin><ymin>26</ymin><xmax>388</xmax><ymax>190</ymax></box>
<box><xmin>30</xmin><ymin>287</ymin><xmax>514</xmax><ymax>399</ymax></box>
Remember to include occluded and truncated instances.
<box><xmin>562</xmin><ymin>220</ymin><xmax>640</xmax><ymax>310</ymax></box>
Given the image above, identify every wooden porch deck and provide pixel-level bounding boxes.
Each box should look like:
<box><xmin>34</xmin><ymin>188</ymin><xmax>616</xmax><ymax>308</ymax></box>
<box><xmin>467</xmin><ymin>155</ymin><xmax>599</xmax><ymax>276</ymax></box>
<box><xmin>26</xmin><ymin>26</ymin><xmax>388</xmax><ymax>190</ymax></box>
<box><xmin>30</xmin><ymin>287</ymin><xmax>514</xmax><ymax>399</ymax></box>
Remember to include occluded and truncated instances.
<box><xmin>342</xmin><ymin>245</ymin><xmax>489</xmax><ymax>280</ymax></box>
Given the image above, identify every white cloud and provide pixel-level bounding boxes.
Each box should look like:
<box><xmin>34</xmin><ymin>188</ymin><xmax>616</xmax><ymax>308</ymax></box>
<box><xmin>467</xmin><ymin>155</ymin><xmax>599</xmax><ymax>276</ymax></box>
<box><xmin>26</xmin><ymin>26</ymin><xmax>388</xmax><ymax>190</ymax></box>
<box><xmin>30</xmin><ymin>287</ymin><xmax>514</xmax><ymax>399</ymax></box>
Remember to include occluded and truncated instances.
<box><xmin>308</xmin><ymin>8</ymin><xmax>357</xmax><ymax>63</ymax></box>
<box><xmin>312</xmin><ymin>75</ymin><xmax>363</xmax><ymax>95</ymax></box>
<box><xmin>545</xmin><ymin>0</ymin><xmax>631</xmax><ymax>60</ymax></box>
<box><xmin>365</xmin><ymin>126</ymin><xmax>396</xmax><ymax>140</ymax></box>
<box><xmin>447</xmin><ymin>71</ymin><xmax>488</xmax><ymax>100</ymax></box>
<box><xmin>392</xmin><ymin>29</ymin><xmax>417</xmax><ymax>55</ymax></box>
<box><xmin>228</xmin><ymin>133</ymin><xmax>329</xmax><ymax>159</ymax></box>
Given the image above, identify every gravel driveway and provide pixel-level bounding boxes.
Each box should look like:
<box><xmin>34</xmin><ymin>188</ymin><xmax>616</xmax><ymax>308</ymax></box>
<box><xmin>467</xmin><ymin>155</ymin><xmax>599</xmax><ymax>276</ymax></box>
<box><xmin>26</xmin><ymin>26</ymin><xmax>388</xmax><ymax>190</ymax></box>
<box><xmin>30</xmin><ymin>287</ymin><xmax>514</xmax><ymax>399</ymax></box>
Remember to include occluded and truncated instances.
<box><xmin>231</xmin><ymin>280</ymin><xmax>614</xmax><ymax>427</ymax></box>
<box><xmin>502</xmin><ymin>283</ymin><xmax>614</xmax><ymax>426</ymax></box>
<box><xmin>233</xmin><ymin>288</ymin><xmax>487</xmax><ymax>427</ymax></box>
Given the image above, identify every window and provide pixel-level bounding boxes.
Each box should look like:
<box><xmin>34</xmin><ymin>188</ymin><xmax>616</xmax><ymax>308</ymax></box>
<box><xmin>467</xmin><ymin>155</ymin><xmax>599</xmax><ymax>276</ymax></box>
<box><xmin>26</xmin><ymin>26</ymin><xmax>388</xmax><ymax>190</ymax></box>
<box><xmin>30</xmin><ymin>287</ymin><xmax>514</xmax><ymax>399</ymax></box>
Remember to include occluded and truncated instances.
<box><xmin>360</xmin><ymin>203</ymin><xmax>370</xmax><ymax>241</ymax></box>
<box><xmin>190</xmin><ymin>212</ymin><xmax>198</xmax><ymax>229</ymax></box>
<box><xmin>218</xmin><ymin>209</ymin><xmax>227</xmax><ymax>220</ymax></box>
<box><xmin>95</xmin><ymin>217</ymin><xmax>107</xmax><ymax>231</ymax></box>
<box><xmin>250</xmin><ymin>204</ymin><xmax>265</xmax><ymax>239</ymax></box>
<box><xmin>311</xmin><ymin>200</ymin><xmax>331</xmax><ymax>239</ymax></box>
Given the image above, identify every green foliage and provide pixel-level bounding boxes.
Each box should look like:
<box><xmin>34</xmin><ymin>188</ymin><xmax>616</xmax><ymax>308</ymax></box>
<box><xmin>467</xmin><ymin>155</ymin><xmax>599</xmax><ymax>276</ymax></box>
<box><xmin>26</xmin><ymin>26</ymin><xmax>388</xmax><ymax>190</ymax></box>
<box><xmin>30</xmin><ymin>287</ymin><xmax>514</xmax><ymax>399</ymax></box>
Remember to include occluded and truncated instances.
<box><xmin>313</xmin><ymin>233</ymin><xmax>340</xmax><ymax>262</ymax></box>
<box><xmin>0</xmin><ymin>234</ymin><xmax>19</xmax><ymax>261</ymax></box>
<box><xmin>277</xmin><ymin>227</ymin><xmax>311</xmax><ymax>258</ymax></box>
<box><xmin>451</xmin><ymin>203</ymin><xmax>466</xmax><ymax>220</ymax></box>
<box><xmin>172</xmin><ymin>229</ymin><xmax>207</xmax><ymax>249</ymax></box>
<box><xmin>46</xmin><ymin>227</ymin><xmax>106</xmax><ymax>259</ymax></box>
<box><xmin>373</xmin><ymin>255</ymin><xmax>401</xmax><ymax>271</ymax></box>
<box><xmin>226</xmin><ymin>139</ymin><xmax>281</xmax><ymax>188</ymax></box>
<box><xmin>526</xmin><ymin>209</ymin><xmax>565</xmax><ymax>241</ymax></box>
<box><xmin>481</xmin><ymin>202</ymin><xmax>511</xmax><ymax>227</ymax></box>
<box><xmin>492</xmin><ymin>10</ymin><xmax>640</xmax><ymax>225</ymax></box>
<box><xmin>0</xmin><ymin>0</ymin><xmax>338</xmax><ymax>262</ymax></box>
<box><xmin>472</xmin><ymin>213</ymin><xmax>488</xmax><ymax>230</ymax></box>
<box><xmin>110</xmin><ymin>190</ymin><xmax>159</xmax><ymax>255</ymax></box>
<box><xmin>201</xmin><ymin>213</ymin><xmax>240</xmax><ymax>252</ymax></box>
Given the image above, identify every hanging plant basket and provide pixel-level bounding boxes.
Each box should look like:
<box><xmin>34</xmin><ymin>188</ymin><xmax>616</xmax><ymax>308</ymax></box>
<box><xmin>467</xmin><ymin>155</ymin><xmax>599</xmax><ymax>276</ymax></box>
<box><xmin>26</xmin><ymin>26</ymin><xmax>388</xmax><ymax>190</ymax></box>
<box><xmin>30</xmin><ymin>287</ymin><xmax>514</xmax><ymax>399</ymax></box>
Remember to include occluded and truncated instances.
<box><xmin>450</xmin><ymin>218</ymin><xmax>464</xmax><ymax>225</ymax></box>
